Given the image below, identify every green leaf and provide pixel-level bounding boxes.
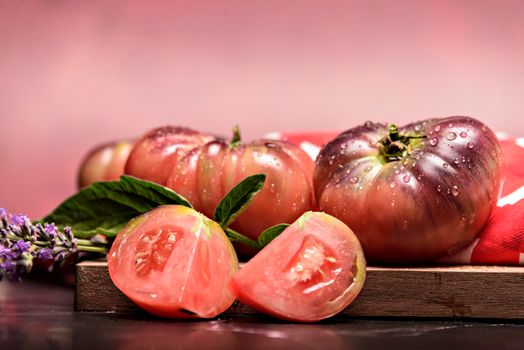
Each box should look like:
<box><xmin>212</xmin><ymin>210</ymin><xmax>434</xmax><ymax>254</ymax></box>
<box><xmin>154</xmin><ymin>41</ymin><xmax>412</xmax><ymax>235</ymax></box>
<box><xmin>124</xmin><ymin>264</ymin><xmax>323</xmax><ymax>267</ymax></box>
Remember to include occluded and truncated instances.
<box><xmin>42</xmin><ymin>175</ymin><xmax>192</xmax><ymax>239</ymax></box>
<box><xmin>214</xmin><ymin>174</ymin><xmax>266</xmax><ymax>228</ymax></box>
<box><xmin>257</xmin><ymin>223</ymin><xmax>289</xmax><ymax>247</ymax></box>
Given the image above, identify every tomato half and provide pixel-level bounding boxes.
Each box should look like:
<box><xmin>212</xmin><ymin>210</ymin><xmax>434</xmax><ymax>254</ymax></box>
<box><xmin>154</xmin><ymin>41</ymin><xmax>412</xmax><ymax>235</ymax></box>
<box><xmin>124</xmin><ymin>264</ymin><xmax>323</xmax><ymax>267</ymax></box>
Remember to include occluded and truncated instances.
<box><xmin>108</xmin><ymin>205</ymin><xmax>238</xmax><ymax>318</ymax></box>
<box><xmin>230</xmin><ymin>211</ymin><xmax>366</xmax><ymax>322</ymax></box>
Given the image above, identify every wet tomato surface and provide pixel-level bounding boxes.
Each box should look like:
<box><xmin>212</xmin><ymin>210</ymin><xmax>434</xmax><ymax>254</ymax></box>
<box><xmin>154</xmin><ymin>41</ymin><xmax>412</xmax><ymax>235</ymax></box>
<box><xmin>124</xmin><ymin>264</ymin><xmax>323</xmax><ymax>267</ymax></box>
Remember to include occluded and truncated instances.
<box><xmin>126</xmin><ymin>126</ymin><xmax>315</xmax><ymax>244</ymax></box>
<box><xmin>108</xmin><ymin>205</ymin><xmax>238</xmax><ymax>318</ymax></box>
<box><xmin>314</xmin><ymin>116</ymin><xmax>504</xmax><ymax>263</ymax></box>
<box><xmin>230</xmin><ymin>211</ymin><xmax>366</xmax><ymax>322</ymax></box>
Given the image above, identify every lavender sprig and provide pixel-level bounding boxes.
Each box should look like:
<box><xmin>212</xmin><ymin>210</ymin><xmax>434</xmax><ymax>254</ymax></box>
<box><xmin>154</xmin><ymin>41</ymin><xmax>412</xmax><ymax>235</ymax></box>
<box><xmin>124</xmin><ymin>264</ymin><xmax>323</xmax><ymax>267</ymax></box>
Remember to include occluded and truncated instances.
<box><xmin>0</xmin><ymin>208</ymin><xmax>107</xmax><ymax>282</ymax></box>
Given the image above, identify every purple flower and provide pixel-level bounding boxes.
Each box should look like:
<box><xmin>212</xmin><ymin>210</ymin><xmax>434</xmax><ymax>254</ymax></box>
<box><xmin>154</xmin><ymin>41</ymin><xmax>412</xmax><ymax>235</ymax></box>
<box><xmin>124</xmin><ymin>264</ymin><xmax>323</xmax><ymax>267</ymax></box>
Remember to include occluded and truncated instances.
<box><xmin>12</xmin><ymin>240</ymin><xmax>31</xmax><ymax>253</ymax></box>
<box><xmin>37</xmin><ymin>248</ymin><xmax>54</xmax><ymax>260</ymax></box>
<box><xmin>44</xmin><ymin>223</ymin><xmax>58</xmax><ymax>237</ymax></box>
<box><xmin>9</xmin><ymin>213</ymin><xmax>29</xmax><ymax>226</ymax></box>
<box><xmin>0</xmin><ymin>246</ymin><xmax>16</xmax><ymax>260</ymax></box>
<box><xmin>0</xmin><ymin>208</ymin><xmax>81</xmax><ymax>282</ymax></box>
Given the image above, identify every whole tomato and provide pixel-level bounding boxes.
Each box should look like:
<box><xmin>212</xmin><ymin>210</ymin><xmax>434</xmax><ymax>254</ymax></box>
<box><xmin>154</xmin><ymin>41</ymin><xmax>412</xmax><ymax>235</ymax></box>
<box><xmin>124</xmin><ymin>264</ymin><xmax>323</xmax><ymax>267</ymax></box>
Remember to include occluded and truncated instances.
<box><xmin>314</xmin><ymin>116</ymin><xmax>504</xmax><ymax>263</ymax></box>
<box><xmin>78</xmin><ymin>140</ymin><xmax>134</xmax><ymax>188</ymax></box>
<box><xmin>125</xmin><ymin>126</ymin><xmax>218</xmax><ymax>186</ymax></box>
<box><xmin>126</xmin><ymin>126</ymin><xmax>315</xmax><ymax>246</ymax></box>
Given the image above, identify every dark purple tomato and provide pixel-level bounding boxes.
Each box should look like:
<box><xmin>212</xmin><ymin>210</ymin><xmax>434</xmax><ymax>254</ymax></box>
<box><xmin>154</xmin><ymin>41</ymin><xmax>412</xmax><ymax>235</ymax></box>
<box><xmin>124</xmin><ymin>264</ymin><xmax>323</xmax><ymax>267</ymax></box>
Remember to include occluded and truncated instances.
<box><xmin>314</xmin><ymin>116</ymin><xmax>504</xmax><ymax>263</ymax></box>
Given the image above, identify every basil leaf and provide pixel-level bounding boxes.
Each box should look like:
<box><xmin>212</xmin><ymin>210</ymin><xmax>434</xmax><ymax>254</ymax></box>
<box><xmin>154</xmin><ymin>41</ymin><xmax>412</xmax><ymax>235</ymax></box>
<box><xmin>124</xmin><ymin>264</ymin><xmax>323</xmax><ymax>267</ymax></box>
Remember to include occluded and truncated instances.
<box><xmin>214</xmin><ymin>174</ymin><xmax>266</xmax><ymax>228</ymax></box>
<box><xmin>257</xmin><ymin>223</ymin><xmax>289</xmax><ymax>247</ymax></box>
<box><xmin>42</xmin><ymin>175</ymin><xmax>192</xmax><ymax>239</ymax></box>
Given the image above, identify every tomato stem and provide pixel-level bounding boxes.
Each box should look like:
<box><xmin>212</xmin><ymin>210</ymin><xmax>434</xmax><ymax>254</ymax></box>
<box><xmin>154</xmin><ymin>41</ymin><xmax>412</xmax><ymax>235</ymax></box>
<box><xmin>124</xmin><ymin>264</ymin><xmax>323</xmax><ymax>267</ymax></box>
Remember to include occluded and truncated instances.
<box><xmin>388</xmin><ymin>124</ymin><xmax>400</xmax><ymax>141</ymax></box>
<box><xmin>230</xmin><ymin>125</ymin><xmax>242</xmax><ymax>147</ymax></box>
<box><xmin>225</xmin><ymin>228</ymin><xmax>260</xmax><ymax>250</ymax></box>
<box><xmin>379</xmin><ymin>124</ymin><xmax>426</xmax><ymax>163</ymax></box>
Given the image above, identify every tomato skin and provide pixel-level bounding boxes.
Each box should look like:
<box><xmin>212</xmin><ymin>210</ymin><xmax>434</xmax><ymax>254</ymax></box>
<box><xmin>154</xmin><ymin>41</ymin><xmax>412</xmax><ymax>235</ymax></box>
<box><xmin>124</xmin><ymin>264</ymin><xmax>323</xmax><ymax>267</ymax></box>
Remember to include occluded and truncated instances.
<box><xmin>125</xmin><ymin>126</ymin><xmax>218</xmax><ymax>186</ymax></box>
<box><xmin>230</xmin><ymin>211</ymin><xmax>366</xmax><ymax>322</ymax></box>
<box><xmin>167</xmin><ymin>139</ymin><xmax>316</xmax><ymax>242</ymax></box>
<box><xmin>125</xmin><ymin>125</ymin><xmax>315</xmax><ymax>245</ymax></box>
<box><xmin>77</xmin><ymin>141</ymin><xmax>133</xmax><ymax>188</ymax></box>
<box><xmin>314</xmin><ymin>116</ymin><xmax>504</xmax><ymax>263</ymax></box>
<box><xmin>108</xmin><ymin>205</ymin><xmax>238</xmax><ymax>319</ymax></box>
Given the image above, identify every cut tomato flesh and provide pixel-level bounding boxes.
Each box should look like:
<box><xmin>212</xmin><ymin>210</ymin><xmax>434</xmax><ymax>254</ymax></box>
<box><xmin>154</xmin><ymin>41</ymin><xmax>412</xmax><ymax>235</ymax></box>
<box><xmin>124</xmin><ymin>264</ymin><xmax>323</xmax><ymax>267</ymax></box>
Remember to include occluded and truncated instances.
<box><xmin>230</xmin><ymin>211</ymin><xmax>366</xmax><ymax>322</ymax></box>
<box><xmin>108</xmin><ymin>205</ymin><xmax>238</xmax><ymax>318</ymax></box>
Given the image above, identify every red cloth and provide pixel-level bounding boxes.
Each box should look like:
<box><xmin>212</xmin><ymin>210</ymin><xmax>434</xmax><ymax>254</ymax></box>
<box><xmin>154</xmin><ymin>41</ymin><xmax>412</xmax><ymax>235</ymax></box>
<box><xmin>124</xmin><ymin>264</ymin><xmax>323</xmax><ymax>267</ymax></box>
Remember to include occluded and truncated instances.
<box><xmin>271</xmin><ymin>131</ymin><xmax>524</xmax><ymax>265</ymax></box>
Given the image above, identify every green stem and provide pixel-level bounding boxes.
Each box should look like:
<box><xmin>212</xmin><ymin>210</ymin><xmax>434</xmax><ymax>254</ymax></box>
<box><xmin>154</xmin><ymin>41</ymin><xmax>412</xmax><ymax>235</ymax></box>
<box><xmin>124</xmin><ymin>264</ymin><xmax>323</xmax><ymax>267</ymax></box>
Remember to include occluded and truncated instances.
<box><xmin>230</xmin><ymin>125</ymin><xmax>242</xmax><ymax>147</ymax></box>
<box><xmin>388</xmin><ymin>124</ymin><xmax>400</xmax><ymax>141</ymax></box>
<box><xmin>224</xmin><ymin>227</ymin><xmax>260</xmax><ymax>250</ymax></box>
<box><xmin>77</xmin><ymin>238</ymin><xmax>108</xmax><ymax>254</ymax></box>
<box><xmin>78</xmin><ymin>244</ymin><xmax>108</xmax><ymax>254</ymax></box>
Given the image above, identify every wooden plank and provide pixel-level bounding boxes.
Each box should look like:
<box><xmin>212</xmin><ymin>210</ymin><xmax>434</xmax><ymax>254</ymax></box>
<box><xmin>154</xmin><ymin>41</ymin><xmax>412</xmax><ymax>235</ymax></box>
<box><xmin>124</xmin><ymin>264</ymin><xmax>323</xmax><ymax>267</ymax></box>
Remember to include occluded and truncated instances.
<box><xmin>75</xmin><ymin>261</ymin><xmax>524</xmax><ymax>319</ymax></box>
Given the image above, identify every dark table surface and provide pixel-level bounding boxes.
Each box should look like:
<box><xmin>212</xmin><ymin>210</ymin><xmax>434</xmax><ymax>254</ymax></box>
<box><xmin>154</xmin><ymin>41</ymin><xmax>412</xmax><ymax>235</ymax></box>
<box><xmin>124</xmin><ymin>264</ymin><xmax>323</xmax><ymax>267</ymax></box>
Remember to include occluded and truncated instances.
<box><xmin>1</xmin><ymin>277</ymin><xmax>523</xmax><ymax>350</ymax></box>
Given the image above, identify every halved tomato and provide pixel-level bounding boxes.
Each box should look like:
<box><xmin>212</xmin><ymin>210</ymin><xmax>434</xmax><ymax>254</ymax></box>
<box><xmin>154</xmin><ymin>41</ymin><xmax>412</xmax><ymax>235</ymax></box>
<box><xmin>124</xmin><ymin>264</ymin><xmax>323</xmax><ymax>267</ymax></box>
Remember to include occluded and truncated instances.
<box><xmin>230</xmin><ymin>211</ymin><xmax>366</xmax><ymax>322</ymax></box>
<box><xmin>108</xmin><ymin>205</ymin><xmax>238</xmax><ymax>318</ymax></box>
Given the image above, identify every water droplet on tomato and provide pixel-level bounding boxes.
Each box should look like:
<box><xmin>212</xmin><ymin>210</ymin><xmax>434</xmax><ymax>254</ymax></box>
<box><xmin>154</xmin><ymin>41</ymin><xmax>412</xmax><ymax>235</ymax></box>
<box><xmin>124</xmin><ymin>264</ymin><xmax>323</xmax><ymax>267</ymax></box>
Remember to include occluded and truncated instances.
<box><xmin>403</xmin><ymin>175</ymin><xmax>410</xmax><ymax>183</ymax></box>
<box><xmin>417</xmin><ymin>174</ymin><xmax>423</xmax><ymax>180</ymax></box>
<box><xmin>467</xmin><ymin>142</ymin><xmax>474</xmax><ymax>149</ymax></box>
<box><xmin>414</xmin><ymin>124</ymin><xmax>422</xmax><ymax>132</ymax></box>
<box><xmin>443</xmin><ymin>163</ymin><xmax>449</xmax><ymax>169</ymax></box>
<box><xmin>394</xmin><ymin>169</ymin><xmax>400</xmax><ymax>175</ymax></box>
<box><xmin>461</xmin><ymin>156</ymin><xmax>467</xmax><ymax>163</ymax></box>
<box><xmin>365</xmin><ymin>165</ymin><xmax>372</xmax><ymax>172</ymax></box>
<box><xmin>446</xmin><ymin>132</ymin><xmax>457</xmax><ymax>141</ymax></box>
<box><xmin>389</xmin><ymin>182</ymin><xmax>396</xmax><ymax>188</ymax></box>
<box><xmin>435</xmin><ymin>125</ymin><xmax>441</xmax><ymax>132</ymax></box>
<box><xmin>453</xmin><ymin>158</ymin><xmax>459</xmax><ymax>165</ymax></box>
<box><xmin>452</xmin><ymin>186</ymin><xmax>460</xmax><ymax>196</ymax></box>
<box><xmin>429</xmin><ymin>138</ymin><xmax>438</xmax><ymax>146</ymax></box>
<box><xmin>349</xmin><ymin>177</ymin><xmax>358</xmax><ymax>184</ymax></box>
<box><xmin>448</xmin><ymin>122</ymin><xmax>454</xmax><ymax>127</ymax></box>
<box><xmin>460</xmin><ymin>131</ymin><xmax>467</xmax><ymax>138</ymax></box>
<box><xmin>437</xmin><ymin>185</ymin><xmax>442</xmax><ymax>193</ymax></box>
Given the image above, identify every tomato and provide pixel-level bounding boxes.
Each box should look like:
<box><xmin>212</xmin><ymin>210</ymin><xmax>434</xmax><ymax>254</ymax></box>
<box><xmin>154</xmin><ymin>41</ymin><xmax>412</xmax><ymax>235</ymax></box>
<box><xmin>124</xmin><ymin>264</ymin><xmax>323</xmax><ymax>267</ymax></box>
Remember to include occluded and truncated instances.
<box><xmin>314</xmin><ymin>116</ymin><xmax>504</xmax><ymax>263</ymax></box>
<box><xmin>125</xmin><ymin>126</ymin><xmax>218</xmax><ymax>186</ymax></box>
<box><xmin>107</xmin><ymin>205</ymin><xmax>238</xmax><ymax>318</ymax></box>
<box><xmin>126</xmin><ymin>126</ymin><xmax>315</xmax><ymax>245</ymax></box>
<box><xmin>77</xmin><ymin>141</ymin><xmax>133</xmax><ymax>188</ymax></box>
<box><xmin>230</xmin><ymin>211</ymin><xmax>366</xmax><ymax>322</ymax></box>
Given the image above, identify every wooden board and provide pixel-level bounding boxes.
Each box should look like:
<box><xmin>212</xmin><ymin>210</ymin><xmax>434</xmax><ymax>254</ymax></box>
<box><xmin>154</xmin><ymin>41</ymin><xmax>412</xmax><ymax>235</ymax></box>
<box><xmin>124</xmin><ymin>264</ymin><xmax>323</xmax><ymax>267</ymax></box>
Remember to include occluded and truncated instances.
<box><xmin>75</xmin><ymin>261</ymin><xmax>524</xmax><ymax>319</ymax></box>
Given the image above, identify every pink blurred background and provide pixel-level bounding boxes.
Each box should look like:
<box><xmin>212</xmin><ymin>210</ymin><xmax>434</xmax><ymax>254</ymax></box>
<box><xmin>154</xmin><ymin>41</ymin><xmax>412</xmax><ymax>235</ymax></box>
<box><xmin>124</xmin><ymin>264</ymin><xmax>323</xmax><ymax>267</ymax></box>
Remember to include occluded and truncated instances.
<box><xmin>1</xmin><ymin>0</ymin><xmax>524</xmax><ymax>218</ymax></box>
